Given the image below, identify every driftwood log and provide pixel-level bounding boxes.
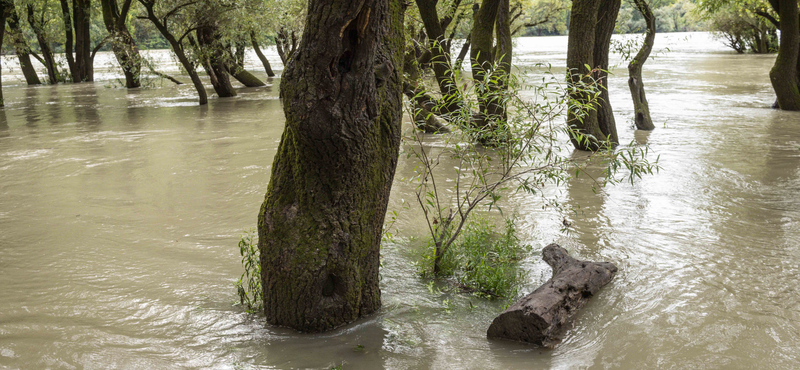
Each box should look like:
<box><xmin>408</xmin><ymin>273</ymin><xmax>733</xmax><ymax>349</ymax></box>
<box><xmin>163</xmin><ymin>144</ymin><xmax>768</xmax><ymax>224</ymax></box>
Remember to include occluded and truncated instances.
<box><xmin>487</xmin><ymin>244</ymin><xmax>618</xmax><ymax>346</ymax></box>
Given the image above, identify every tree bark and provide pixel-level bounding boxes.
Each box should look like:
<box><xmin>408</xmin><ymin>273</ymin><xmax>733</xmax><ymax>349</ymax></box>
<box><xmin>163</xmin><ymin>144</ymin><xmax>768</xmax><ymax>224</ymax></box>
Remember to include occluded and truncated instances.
<box><xmin>593</xmin><ymin>0</ymin><xmax>621</xmax><ymax>143</ymax></box>
<box><xmin>0</xmin><ymin>1</ymin><xmax>6</xmax><ymax>106</ymax></box>
<box><xmin>227</xmin><ymin>42</ymin><xmax>266</xmax><ymax>87</ymax></box>
<box><xmin>27</xmin><ymin>4</ymin><xmax>62</xmax><ymax>84</ymax></box>
<box><xmin>73</xmin><ymin>0</ymin><xmax>93</xmax><ymax>82</ymax></box>
<box><xmin>101</xmin><ymin>0</ymin><xmax>141</xmax><ymax>88</ymax></box>
<box><xmin>251</xmin><ymin>31</ymin><xmax>276</xmax><ymax>77</ymax></box>
<box><xmin>140</xmin><ymin>0</ymin><xmax>207</xmax><ymax>105</ymax></box>
<box><xmin>5</xmin><ymin>1</ymin><xmax>41</xmax><ymax>85</ymax></box>
<box><xmin>415</xmin><ymin>0</ymin><xmax>460</xmax><ymax>113</ymax></box>
<box><xmin>259</xmin><ymin>0</ymin><xmax>404</xmax><ymax>332</ymax></box>
<box><xmin>60</xmin><ymin>0</ymin><xmax>78</xmax><ymax>81</ymax></box>
<box><xmin>628</xmin><ymin>0</ymin><xmax>656</xmax><ymax>130</ymax></box>
<box><xmin>566</xmin><ymin>0</ymin><xmax>620</xmax><ymax>151</ymax></box>
<box><xmin>196</xmin><ymin>25</ymin><xmax>236</xmax><ymax>97</ymax></box>
<box><xmin>769</xmin><ymin>0</ymin><xmax>800</xmax><ymax>110</ymax></box>
<box><xmin>486</xmin><ymin>244</ymin><xmax>618</xmax><ymax>346</ymax></box>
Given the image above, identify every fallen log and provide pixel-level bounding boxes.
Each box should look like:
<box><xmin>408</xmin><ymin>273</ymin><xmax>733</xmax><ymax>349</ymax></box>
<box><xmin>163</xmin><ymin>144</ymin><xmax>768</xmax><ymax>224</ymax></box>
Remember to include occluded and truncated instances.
<box><xmin>486</xmin><ymin>243</ymin><xmax>618</xmax><ymax>346</ymax></box>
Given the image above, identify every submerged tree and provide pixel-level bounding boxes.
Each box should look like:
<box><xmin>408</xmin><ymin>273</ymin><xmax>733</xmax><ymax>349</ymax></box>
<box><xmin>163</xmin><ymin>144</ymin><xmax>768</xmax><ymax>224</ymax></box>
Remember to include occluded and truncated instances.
<box><xmin>101</xmin><ymin>0</ymin><xmax>142</xmax><ymax>88</ymax></box>
<box><xmin>5</xmin><ymin>0</ymin><xmax>42</xmax><ymax>85</ymax></box>
<box><xmin>627</xmin><ymin>0</ymin><xmax>656</xmax><ymax>130</ymax></box>
<box><xmin>566</xmin><ymin>0</ymin><xmax>621</xmax><ymax>151</ymax></box>
<box><xmin>768</xmin><ymin>0</ymin><xmax>800</xmax><ymax>110</ymax></box>
<box><xmin>258</xmin><ymin>0</ymin><xmax>404</xmax><ymax>332</ymax></box>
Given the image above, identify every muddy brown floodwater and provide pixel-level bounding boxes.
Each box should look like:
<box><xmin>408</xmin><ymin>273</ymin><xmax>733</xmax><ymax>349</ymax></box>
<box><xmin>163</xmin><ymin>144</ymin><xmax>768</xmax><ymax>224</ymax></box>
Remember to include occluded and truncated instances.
<box><xmin>1</xmin><ymin>33</ymin><xmax>798</xmax><ymax>369</ymax></box>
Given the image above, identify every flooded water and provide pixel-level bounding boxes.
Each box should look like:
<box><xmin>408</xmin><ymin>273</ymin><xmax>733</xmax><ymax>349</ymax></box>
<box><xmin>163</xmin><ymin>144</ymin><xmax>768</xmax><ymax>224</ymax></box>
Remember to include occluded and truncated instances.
<box><xmin>1</xmin><ymin>33</ymin><xmax>799</xmax><ymax>369</ymax></box>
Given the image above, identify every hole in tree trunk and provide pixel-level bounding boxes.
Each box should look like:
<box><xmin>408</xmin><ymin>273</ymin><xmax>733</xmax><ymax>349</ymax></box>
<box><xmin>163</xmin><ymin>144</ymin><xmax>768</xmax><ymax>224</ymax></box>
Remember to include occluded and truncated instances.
<box><xmin>322</xmin><ymin>274</ymin><xmax>336</xmax><ymax>297</ymax></box>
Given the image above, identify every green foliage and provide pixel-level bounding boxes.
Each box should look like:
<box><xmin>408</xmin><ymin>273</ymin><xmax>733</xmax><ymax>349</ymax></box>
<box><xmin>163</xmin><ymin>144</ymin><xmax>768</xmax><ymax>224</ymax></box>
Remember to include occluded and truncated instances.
<box><xmin>418</xmin><ymin>218</ymin><xmax>530</xmax><ymax>300</ymax></box>
<box><xmin>707</xmin><ymin>5</ymin><xmax>777</xmax><ymax>53</ymax></box>
<box><xmin>234</xmin><ymin>229</ymin><xmax>262</xmax><ymax>314</ymax></box>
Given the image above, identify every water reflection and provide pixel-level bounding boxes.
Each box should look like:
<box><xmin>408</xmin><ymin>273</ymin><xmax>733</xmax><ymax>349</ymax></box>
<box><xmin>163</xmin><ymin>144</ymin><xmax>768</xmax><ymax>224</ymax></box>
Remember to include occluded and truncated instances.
<box><xmin>23</xmin><ymin>87</ymin><xmax>40</xmax><ymax>128</ymax></box>
<box><xmin>74</xmin><ymin>84</ymin><xmax>102</xmax><ymax>130</ymax></box>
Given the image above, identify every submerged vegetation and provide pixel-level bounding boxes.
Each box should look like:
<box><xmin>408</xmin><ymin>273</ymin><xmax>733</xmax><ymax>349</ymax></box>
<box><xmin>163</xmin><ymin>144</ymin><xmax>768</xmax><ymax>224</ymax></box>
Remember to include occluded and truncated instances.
<box><xmin>234</xmin><ymin>229</ymin><xmax>261</xmax><ymax>314</ymax></box>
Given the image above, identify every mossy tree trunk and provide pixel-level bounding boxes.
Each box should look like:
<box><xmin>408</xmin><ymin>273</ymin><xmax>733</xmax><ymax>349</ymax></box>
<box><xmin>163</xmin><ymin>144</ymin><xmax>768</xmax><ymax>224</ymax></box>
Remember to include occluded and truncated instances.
<box><xmin>5</xmin><ymin>1</ymin><xmax>41</xmax><ymax>85</ymax></box>
<box><xmin>139</xmin><ymin>0</ymin><xmax>207</xmax><ymax>105</ymax></box>
<box><xmin>258</xmin><ymin>0</ymin><xmax>404</xmax><ymax>332</ymax></box>
<box><xmin>101</xmin><ymin>0</ymin><xmax>141</xmax><ymax>88</ymax></box>
<box><xmin>27</xmin><ymin>4</ymin><xmax>62</xmax><ymax>84</ymax></box>
<box><xmin>628</xmin><ymin>0</ymin><xmax>656</xmax><ymax>130</ymax></box>
<box><xmin>566</xmin><ymin>0</ymin><xmax>620</xmax><ymax>151</ymax></box>
<box><xmin>250</xmin><ymin>31</ymin><xmax>276</xmax><ymax>77</ymax></box>
<box><xmin>769</xmin><ymin>0</ymin><xmax>800</xmax><ymax>110</ymax></box>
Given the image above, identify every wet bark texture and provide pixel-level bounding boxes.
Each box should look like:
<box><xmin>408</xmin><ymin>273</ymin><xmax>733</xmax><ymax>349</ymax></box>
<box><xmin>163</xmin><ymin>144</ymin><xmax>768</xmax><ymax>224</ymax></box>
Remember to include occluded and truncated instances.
<box><xmin>251</xmin><ymin>31</ymin><xmax>276</xmax><ymax>77</ymax></box>
<box><xmin>101</xmin><ymin>0</ymin><xmax>141</xmax><ymax>88</ymax></box>
<box><xmin>258</xmin><ymin>0</ymin><xmax>404</xmax><ymax>332</ymax></box>
<box><xmin>196</xmin><ymin>25</ymin><xmax>236</xmax><ymax>97</ymax></box>
<box><xmin>566</xmin><ymin>0</ymin><xmax>620</xmax><ymax>151</ymax></box>
<box><xmin>6</xmin><ymin>1</ymin><xmax>41</xmax><ymax>85</ymax></box>
<box><xmin>628</xmin><ymin>0</ymin><xmax>655</xmax><ymax>130</ymax></box>
<box><xmin>140</xmin><ymin>0</ymin><xmax>207</xmax><ymax>105</ymax></box>
<box><xmin>487</xmin><ymin>244</ymin><xmax>618</xmax><ymax>346</ymax></box>
<box><xmin>769</xmin><ymin>0</ymin><xmax>800</xmax><ymax>110</ymax></box>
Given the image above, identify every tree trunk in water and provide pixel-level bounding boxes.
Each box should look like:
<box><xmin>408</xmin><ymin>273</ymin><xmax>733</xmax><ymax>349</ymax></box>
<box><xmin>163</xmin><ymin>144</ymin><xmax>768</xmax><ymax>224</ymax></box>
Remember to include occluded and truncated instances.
<box><xmin>60</xmin><ymin>0</ymin><xmax>78</xmax><ymax>81</ymax></box>
<box><xmin>73</xmin><ymin>0</ymin><xmax>93</xmax><ymax>82</ymax></box>
<box><xmin>628</xmin><ymin>0</ymin><xmax>655</xmax><ymax>131</ymax></box>
<box><xmin>415</xmin><ymin>0</ymin><xmax>460</xmax><ymax>114</ymax></box>
<box><xmin>6</xmin><ymin>3</ymin><xmax>40</xmax><ymax>85</ymax></box>
<box><xmin>471</xmin><ymin>0</ymin><xmax>501</xmax><ymax>132</ymax></box>
<box><xmin>770</xmin><ymin>0</ymin><xmax>800</xmax><ymax>110</ymax></box>
<box><xmin>251</xmin><ymin>32</ymin><xmax>275</xmax><ymax>77</ymax></box>
<box><xmin>487</xmin><ymin>244</ymin><xmax>618</xmax><ymax>346</ymax></box>
<box><xmin>27</xmin><ymin>5</ymin><xmax>62</xmax><ymax>84</ymax></box>
<box><xmin>196</xmin><ymin>26</ymin><xmax>236</xmax><ymax>97</ymax></box>
<box><xmin>593</xmin><ymin>0</ymin><xmax>620</xmax><ymax>143</ymax></box>
<box><xmin>0</xmin><ymin>2</ymin><xmax>6</xmax><ymax>106</ymax></box>
<box><xmin>566</xmin><ymin>0</ymin><xmax>619</xmax><ymax>151</ymax></box>
<box><xmin>141</xmin><ymin>0</ymin><xmax>207</xmax><ymax>105</ymax></box>
<box><xmin>259</xmin><ymin>0</ymin><xmax>404</xmax><ymax>332</ymax></box>
<box><xmin>101</xmin><ymin>0</ymin><xmax>141</xmax><ymax>88</ymax></box>
<box><xmin>227</xmin><ymin>43</ymin><xmax>266</xmax><ymax>87</ymax></box>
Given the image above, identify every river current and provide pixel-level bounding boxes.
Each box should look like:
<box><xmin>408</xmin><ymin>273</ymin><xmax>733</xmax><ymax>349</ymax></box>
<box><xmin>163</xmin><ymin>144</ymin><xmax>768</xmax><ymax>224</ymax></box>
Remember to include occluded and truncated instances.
<box><xmin>0</xmin><ymin>33</ymin><xmax>798</xmax><ymax>369</ymax></box>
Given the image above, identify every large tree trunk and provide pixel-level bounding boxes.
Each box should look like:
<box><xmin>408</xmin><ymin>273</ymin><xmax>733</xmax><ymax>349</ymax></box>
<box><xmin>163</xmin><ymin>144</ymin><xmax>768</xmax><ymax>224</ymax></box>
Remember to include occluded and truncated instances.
<box><xmin>258</xmin><ymin>0</ymin><xmax>404</xmax><ymax>332</ymax></box>
<box><xmin>196</xmin><ymin>25</ymin><xmax>236</xmax><ymax>97</ymax></box>
<box><xmin>6</xmin><ymin>2</ymin><xmax>41</xmax><ymax>85</ymax></box>
<box><xmin>101</xmin><ymin>0</ymin><xmax>141</xmax><ymax>88</ymax></box>
<box><xmin>73</xmin><ymin>0</ymin><xmax>93</xmax><ymax>82</ymax></box>
<box><xmin>140</xmin><ymin>0</ymin><xmax>207</xmax><ymax>105</ymax></box>
<box><xmin>250</xmin><ymin>31</ymin><xmax>276</xmax><ymax>77</ymax></box>
<box><xmin>566</xmin><ymin>0</ymin><xmax>620</xmax><ymax>151</ymax></box>
<box><xmin>770</xmin><ymin>0</ymin><xmax>800</xmax><ymax>110</ymax></box>
<box><xmin>27</xmin><ymin>4</ymin><xmax>62</xmax><ymax>84</ymax></box>
<box><xmin>487</xmin><ymin>244</ymin><xmax>618</xmax><ymax>346</ymax></box>
<box><xmin>628</xmin><ymin>0</ymin><xmax>655</xmax><ymax>130</ymax></box>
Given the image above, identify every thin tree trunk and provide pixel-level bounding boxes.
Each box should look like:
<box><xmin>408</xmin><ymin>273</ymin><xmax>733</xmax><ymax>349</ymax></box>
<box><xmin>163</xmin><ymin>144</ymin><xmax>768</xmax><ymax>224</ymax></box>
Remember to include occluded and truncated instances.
<box><xmin>6</xmin><ymin>2</ymin><xmax>41</xmax><ymax>85</ymax></box>
<box><xmin>0</xmin><ymin>1</ymin><xmax>6</xmax><ymax>106</ymax></box>
<box><xmin>471</xmin><ymin>0</ymin><xmax>501</xmax><ymax>132</ymax></box>
<box><xmin>73</xmin><ymin>0</ymin><xmax>93</xmax><ymax>82</ymax></box>
<box><xmin>415</xmin><ymin>0</ymin><xmax>460</xmax><ymax>114</ymax></box>
<box><xmin>60</xmin><ymin>0</ymin><xmax>77</xmax><ymax>81</ymax></box>
<box><xmin>769</xmin><ymin>0</ymin><xmax>800</xmax><ymax>110</ymax></box>
<box><xmin>140</xmin><ymin>0</ymin><xmax>207</xmax><ymax>105</ymax></box>
<box><xmin>593</xmin><ymin>0</ymin><xmax>621</xmax><ymax>144</ymax></box>
<box><xmin>27</xmin><ymin>4</ymin><xmax>62</xmax><ymax>84</ymax></box>
<box><xmin>251</xmin><ymin>31</ymin><xmax>275</xmax><ymax>77</ymax></box>
<box><xmin>628</xmin><ymin>0</ymin><xmax>655</xmax><ymax>130</ymax></box>
<box><xmin>259</xmin><ymin>0</ymin><xmax>404</xmax><ymax>332</ymax></box>
<box><xmin>227</xmin><ymin>42</ymin><xmax>266</xmax><ymax>87</ymax></box>
<box><xmin>101</xmin><ymin>0</ymin><xmax>141</xmax><ymax>88</ymax></box>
